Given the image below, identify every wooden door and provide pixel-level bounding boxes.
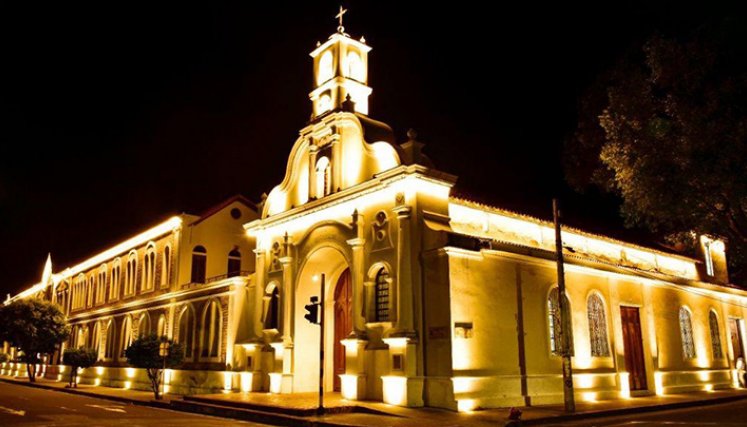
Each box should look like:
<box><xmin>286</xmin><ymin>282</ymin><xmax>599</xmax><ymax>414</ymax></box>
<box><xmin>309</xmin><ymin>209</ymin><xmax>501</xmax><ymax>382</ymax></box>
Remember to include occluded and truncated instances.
<box><xmin>729</xmin><ymin>318</ymin><xmax>745</xmax><ymax>366</ymax></box>
<box><xmin>333</xmin><ymin>268</ymin><xmax>352</xmax><ymax>392</ymax></box>
<box><xmin>621</xmin><ymin>306</ymin><xmax>647</xmax><ymax>391</ymax></box>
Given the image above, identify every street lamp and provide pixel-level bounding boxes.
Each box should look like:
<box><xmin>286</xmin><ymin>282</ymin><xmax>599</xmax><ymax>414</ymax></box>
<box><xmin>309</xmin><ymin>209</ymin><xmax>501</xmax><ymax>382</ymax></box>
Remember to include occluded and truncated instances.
<box><xmin>159</xmin><ymin>340</ymin><xmax>170</xmax><ymax>399</ymax></box>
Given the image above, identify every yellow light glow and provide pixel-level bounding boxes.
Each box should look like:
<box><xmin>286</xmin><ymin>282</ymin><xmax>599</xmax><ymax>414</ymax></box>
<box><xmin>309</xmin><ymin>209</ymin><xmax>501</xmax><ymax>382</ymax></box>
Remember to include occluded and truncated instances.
<box><xmin>449</xmin><ymin>198</ymin><xmax>699</xmax><ymax>280</ymax></box>
<box><xmin>452</xmin><ymin>376</ymin><xmax>477</xmax><ymax>394</ymax></box>
<box><xmin>249</xmin><ymin>173</ymin><xmax>452</xmax><ymax>243</ymax></box>
<box><xmin>340</xmin><ymin>374</ymin><xmax>358</xmax><ymax>400</ymax></box>
<box><xmin>8</xmin><ymin>217</ymin><xmax>182</xmax><ymax>303</ymax></box>
<box><xmin>312</xmin><ymin>275</ymin><xmax>319</xmax><ymax>282</ymax></box>
<box><xmin>654</xmin><ymin>371</ymin><xmax>665</xmax><ymax>396</ymax></box>
<box><xmin>240</xmin><ymin>372</ymin><xmax>253</xmax><ymax>393</ymax></box>
<box><xmin>269</xmin><ymin>373</ymin><xmax>282</xmax><ymax>394</ymax></box>
<box><xmin>223</xmin><ymin>372</ymin><xmax>233</xmax><ymax>391</ymax></box>
<box><xmin>576</xmin><ymin>373</ymin><xmax>594</xmax><ymax>389</ymax></box>
<box><xmin>94</xmin><ymin>378</ymin><xmax>101</xmax><ymax>386</ymax></box>
<box><xmin>59</xmin><ymin>366</ymin><xmax>66</xmax><ymax>373</ymax></box>
<box><xmin>381</xmin><ymin>376</ymin><xmax>407</xmax><ymax>406</ymax></box>
<box><xmin>126</xmin><ymin>368</ymin><xmax>135</xmax><ymax>379</ymax></box>
<box><xmin>582</xmin><ymin>392</ymin><xmax>597</xmax><ymax>402</ymax></box>
<box><xmin>57</xmin><ymin>374</ymin><xmax>62</xmax><ymax>381</ymax></box>
<box><xmin>124</xmin><ymin>381</ymin><xmax>131</xmax><ymax>389</ymax></box>
<box><xmin>383</xmin><ymin>337</ymin><xmax>409</xmax><ymax>349</ymax></box>
<box><xmin>619</xmin><ymin>372</ymin><xmax>631</xmax><ymax>399</ymax></box>
<box><xmin>704</xmin><ymin>384</ymin><xmax>714</xmax><ymax>392</ymax></box>
<box><xmin>457</xmin><ymin>399</ymin><xmax>477</xmax><ymax>412</ymax></box>
<box><xmin>95</xmin><ymin>366</ymin><xmax>104</xmax><ymax>375</ymax></box>
<box><xmin>697</xmin><ymin>370</ymin><xmax>710</xmax><ymax>382</ymax></box>
<box><xmin>163</xmin><ymin>385</ymin><xmax>170</xmax><ymax>394</ymax></box>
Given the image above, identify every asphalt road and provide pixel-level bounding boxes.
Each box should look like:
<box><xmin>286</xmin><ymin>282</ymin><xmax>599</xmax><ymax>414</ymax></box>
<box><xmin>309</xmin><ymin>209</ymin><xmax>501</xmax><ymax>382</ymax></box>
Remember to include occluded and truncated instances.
<box><xmin>549</xmin><ymin>398</ymin><xmax>747</xmax><ymax>426</ymax></box>
<box><xmin>0</xmin><ymin>381</ymin><xmax>269</xmax><ymax>426</ymax></box>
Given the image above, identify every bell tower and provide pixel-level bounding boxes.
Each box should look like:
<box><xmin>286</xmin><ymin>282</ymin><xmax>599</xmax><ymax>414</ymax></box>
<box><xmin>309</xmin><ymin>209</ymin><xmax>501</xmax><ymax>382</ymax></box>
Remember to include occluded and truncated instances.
<box><xmin>309</xmin><ymin>7</ymin><xmax>372</xmax><ymax>117</ymax></box>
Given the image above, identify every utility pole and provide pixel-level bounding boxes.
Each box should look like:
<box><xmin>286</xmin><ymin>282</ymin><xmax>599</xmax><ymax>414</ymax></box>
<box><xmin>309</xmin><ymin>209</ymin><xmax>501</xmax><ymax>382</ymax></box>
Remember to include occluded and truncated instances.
<box><xmin>553</xmin><ymin>198</ymin><xmax>575</xmax><ymax>413</ymax></box>
<box><xmin>318</xmin><ymin>274</ymin><xmax>325</xmax><ymax>415</ymax></box>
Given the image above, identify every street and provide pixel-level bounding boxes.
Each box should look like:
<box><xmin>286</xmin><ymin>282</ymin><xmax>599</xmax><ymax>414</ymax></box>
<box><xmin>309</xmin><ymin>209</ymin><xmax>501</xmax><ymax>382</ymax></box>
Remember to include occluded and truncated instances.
<box><xmin>0</xmin><ymin>381</ymin><xmax>268</xmax><ymax>426</ymax></box>
<box><xmin>551</xmin><ymin>399</ymin><xmax>747</xmax><ymax>426</ymax></box>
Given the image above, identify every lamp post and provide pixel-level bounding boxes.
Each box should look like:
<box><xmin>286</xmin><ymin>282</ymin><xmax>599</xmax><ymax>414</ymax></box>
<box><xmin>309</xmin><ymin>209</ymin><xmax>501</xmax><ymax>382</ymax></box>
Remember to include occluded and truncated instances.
<box><xmin>159</xmin><ymin>340</ymin><xmax>170</xmax><ymax>399</ymax></box>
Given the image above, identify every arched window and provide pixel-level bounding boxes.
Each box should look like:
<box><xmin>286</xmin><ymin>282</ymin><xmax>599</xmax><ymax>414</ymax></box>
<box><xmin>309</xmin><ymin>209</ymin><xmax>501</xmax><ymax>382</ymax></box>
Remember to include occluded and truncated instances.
<box><xmin>91</xmin><ymin>322</ymin><xmax>101</xmax><ymax>356</ymax></box>
<box><xmin>110</xmin><ymin>259</ymin><xmax>121</xmax><ymax>301</ymax></box>
<box><xmin>264</xmin><ymin>285</ymin><xmax>280</xmax><ymax>330</ymax></box>
<box><xmin>709</xmin><ymin>310</ymin><xmax>723</xmax><ymax>359</ymax></box>
<box><xmin>587</xmin><ymin>294</ymin><xmax>610</xmax><ymax>357</ymax></box>
<box><xmin>178</xmin><ymin>305</ymin><xmax>196</xmax><ymax>360</ymax></box>
<box><xmin>201</xmin><ymin>300</ymin><xmax>222</xmax><ymax>359</ymax></box>
<box><xmin>73</xmin><ymin>274</ymin><xmax>86</xmax><ymax>310</ymax></box>
<box><xmin>104</xmin><ymin>320</ymin><xmax>117</xmax><ymax>359</ymax></box>
<box><xmin>317</xmin><ymin>50</ymin><xmax>333</xmax><ymax>84</ymax></box>
<box><xmin>96</xmin><ymin>265</ymin><xmax>107</xmax><ymax>304</ymax></box>
<box><xmin>548</xmin><ymin>288</ymin><xmax>574</xmax><ymax>356</ymax></box>
<box><xmin>346</xmin><ymin>51</ymin><xmax>364</xmax><ymax>81</ymax></box>
<box><xmin>375</xmin><ymin>268</ymin><xmax>390</xmax><ymax>322</ymax></box>
<box><xmin>138</xmin><ymin>312</ymin><xmax>151</xmax><ymax>338</ymax></box>
<box><xmin>120</xmin><ymin>316</ymin><xmax>132</xmax><ymax>357</ymax></box>
<box><xmin>315</xmin><ymin>156</ymin><xmax>331</xmax><ymax>197</ymax></box>
<box><xmin>77</xmin><ymin>326</ymin><xmax>87</xmax><ymax>348</ymax></box>
<box><xmin>162</xmin><ymin>245</ymin><xmax>171</xmax><ymax>288</ymax></box>
<box><xmin>191</xmin><ymin>246</ymin><xmax>207</xmax><ymax>283</ymax></box>
<box><xmin>125</xmin><ymin>251</ymin><xmax>138</xmax><ymax>296</ymax></box>
<box><xmin>318</xmin><ymin>93</ymin><xmax>332</xmax><ymax>114</ymax></box>
<box><xmin>227</xmin><ymin>249</ymin><xmax>241</xmax><ymax>278</ymax></box>
<box><xmin>87</xmin><ymin>275</ymin><xmax>95</xmax><ymax>307</ymax></box>
<box><xmin>143</xmin><ymin>243</ymin><xmax>156</xmax><ymax>291</ymax></box>
<box><xmin>679</xmin><ymin>307</ymin><xmax>696</xmax><ymax>359</ymax></box>
<box><xmin>157</xmin><ymin>314</ymin><xmax>166</xmax><ymax>338</ymax></box>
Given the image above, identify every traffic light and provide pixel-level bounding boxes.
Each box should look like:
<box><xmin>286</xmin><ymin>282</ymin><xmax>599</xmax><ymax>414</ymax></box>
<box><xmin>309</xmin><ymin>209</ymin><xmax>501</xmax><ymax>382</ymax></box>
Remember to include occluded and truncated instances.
<box><xmin>304</xmin><ymin>296</ymin><xmax>320</xmax><ymax>325</ymax></box>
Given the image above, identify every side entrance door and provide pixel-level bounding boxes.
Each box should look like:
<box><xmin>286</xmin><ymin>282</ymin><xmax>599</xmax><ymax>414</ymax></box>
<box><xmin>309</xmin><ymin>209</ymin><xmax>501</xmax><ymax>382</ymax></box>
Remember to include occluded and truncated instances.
<box><xmin>333</xmin><ymin>268</ymin><xmax>352</xmax><ymax>392</ymax></box>
<box><xmin>621</xmin><ymin>306</ymin><xmax>647</xmax><ymax>391</ymax></box>
<box><xmin>729</xmin><ymin>318</ymin><xmax>745</xmax><ymax>367</ymax></box>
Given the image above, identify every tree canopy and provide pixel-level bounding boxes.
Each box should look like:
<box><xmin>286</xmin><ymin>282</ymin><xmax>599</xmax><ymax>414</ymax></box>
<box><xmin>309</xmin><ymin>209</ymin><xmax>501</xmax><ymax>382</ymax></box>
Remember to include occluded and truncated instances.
<box><xmin>62</xmin><ymin>347</ymin><xmax>97</xmax><ymax>387</ymax></box>
<box><xmin>125</xmin><ymin>334</ymin><xmax>183</xmax><ymax>400</ymax></box>
<box><xmin>565</xmin><ymin>18</ymin><xmax>747</xmax><ymax>283</ymax></box>
<box><xmin>0</xmin><ymin>298</ymin><xmax>70</xmax><ymax>381</ymax></box>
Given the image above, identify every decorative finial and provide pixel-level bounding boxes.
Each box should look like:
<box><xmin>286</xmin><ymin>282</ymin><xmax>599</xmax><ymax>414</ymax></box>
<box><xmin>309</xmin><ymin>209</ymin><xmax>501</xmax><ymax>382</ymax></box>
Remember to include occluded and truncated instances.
<box><xmin>407</xmin><ymin>128</ymin><xmax>418</xmax><ymax>140</ymax></box>
<box><xmin>336</xmin><ymin>5</ymin><xmax>348</xmax><ymax>34</ymax></box>
<box><xmin>360</xmin><ymin>36</ymin><xmax>366</xmax><ymax>44</ymax></box>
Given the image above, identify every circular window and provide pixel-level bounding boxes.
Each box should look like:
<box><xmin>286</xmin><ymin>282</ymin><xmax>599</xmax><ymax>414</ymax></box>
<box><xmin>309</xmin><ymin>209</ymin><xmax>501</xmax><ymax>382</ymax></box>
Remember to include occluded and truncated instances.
<box><xmin>230</xmin><ymin>208</ymin><xmax>242</xmax><ymax>219</ymax></box>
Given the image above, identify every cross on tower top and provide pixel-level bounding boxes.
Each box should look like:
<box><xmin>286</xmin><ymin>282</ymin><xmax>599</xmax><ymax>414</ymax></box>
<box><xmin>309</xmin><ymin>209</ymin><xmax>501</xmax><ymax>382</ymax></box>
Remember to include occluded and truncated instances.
<box><xmin>336</xmin><ymin>6</ymin><xmax>347</xmax><ymax>34</ymax></box>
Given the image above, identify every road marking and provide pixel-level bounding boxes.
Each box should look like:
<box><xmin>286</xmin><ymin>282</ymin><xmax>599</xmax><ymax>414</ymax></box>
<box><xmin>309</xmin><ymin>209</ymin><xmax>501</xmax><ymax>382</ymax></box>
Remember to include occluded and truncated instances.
<box><xmin>0</xmin><ymin>406</ymin><xmax>26</xmax><ymax>416</ymax></box>
<box><xmin>85</xmin><ymin>404</ymin><xmax>127</xmax><ymax>413</ymax></box>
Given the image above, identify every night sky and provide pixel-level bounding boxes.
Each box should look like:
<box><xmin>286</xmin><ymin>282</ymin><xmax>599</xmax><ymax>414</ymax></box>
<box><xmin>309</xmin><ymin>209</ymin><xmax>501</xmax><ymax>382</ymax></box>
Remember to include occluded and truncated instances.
<box><xmin>0</xmin><ymin>2</ymin><xmax>740</xmax><ymax>296</ymax></box>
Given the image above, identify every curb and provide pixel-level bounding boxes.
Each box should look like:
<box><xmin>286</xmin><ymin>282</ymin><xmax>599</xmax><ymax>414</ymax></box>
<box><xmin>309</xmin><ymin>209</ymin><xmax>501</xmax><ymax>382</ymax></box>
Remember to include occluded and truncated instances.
<box><xmin>521</xmin><ymin>393</ymin><xmax>747</xmax><ymax>425</ymax></box>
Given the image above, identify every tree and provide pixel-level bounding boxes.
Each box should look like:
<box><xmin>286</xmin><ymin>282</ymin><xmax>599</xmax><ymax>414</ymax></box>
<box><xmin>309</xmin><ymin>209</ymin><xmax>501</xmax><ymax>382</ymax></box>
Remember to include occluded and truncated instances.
<box><xmin>62</xmin><ymin>348</ymin><xmax>97</xmax><ymax>387</ymax></box>
<box><xmin>124</xmin><ymin>334</ymin><xmax>183</xmax><ymax>400</ymax></box>
<box><xmin>0</xmin><ymin>299</ymin><xmax>70</xmax><ymax>382</ymax></box>
<box><xmin>565</xmin><ymin>18</ymin><xmax>747</xmax><ymax>284</ymax></box>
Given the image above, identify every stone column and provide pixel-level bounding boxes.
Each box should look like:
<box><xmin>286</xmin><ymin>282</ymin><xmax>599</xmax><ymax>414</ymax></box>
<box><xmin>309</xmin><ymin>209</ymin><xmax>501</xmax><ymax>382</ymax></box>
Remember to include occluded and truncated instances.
<box><xmin>253</xmin><ymin>247</ymin><xmax>267</xmax><ymax>337</ymax></box>
<box><xmin>308</xmin><ymin>143</ymin><xmax>318</xmax><ymax>200</ymax></box>
<box><xmin>346</xmin><ymin>210</ymin><xmax>367</xmax><ymax>336</ymax></box>
<box><xmin>393</xmin><ymin>205</ymin><xmax>415</xmax><ymax>334</ymax></box>
<box><xmin>279</xmin><ymin>233</ymin><xmax>295</xmax><ymax>344</ymax></box>
<box><xmin>331</xmin><ymin>132</ymin><xmax>341</xmax><ymax>192</ymax></box>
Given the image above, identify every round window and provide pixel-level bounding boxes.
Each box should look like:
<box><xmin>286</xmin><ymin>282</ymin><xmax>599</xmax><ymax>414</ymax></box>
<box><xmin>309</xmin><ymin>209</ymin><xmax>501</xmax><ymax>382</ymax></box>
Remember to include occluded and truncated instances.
<box><xmin>230</xmin><ymin>208</ymin><xmax>242</xmax><ymax>219</ymax></box>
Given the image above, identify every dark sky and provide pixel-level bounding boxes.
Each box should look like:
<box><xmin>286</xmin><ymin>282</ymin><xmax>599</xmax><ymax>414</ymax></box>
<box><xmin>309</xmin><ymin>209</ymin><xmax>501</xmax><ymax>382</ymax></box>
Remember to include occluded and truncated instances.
<box><xmin>0</xmin><ymin>2</ymin><xmax>740</xmax><ymax>296</ymax></box>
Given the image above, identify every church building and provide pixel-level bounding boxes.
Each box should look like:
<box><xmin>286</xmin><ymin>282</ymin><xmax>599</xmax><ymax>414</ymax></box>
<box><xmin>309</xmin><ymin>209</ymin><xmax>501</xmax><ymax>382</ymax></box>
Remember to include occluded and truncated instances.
<box><xmin>4</xmin><ymin>18</ymin><xmax>747</xmax><ymax>412</ymax></box>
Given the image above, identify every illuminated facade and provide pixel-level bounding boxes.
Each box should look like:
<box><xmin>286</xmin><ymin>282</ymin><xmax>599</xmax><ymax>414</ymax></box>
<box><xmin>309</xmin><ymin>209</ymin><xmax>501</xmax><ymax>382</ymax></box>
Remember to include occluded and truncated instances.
<box><xmin>5</xmin><ymin>21</ymin><xmax>747</xmax><ymax>411</ymax></box>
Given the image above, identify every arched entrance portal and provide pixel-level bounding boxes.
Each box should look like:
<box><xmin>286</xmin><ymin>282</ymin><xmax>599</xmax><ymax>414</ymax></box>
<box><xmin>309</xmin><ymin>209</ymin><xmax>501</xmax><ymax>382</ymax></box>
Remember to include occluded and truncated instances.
<box><xmin>293</xmin><ymin>246</ymin><xmax>350</xmax><ymax>393</ymax></box>
<box><xmin>333</xmin><ymin>268</ymin><xmax>352</xmax><ymax>391</ymax></box>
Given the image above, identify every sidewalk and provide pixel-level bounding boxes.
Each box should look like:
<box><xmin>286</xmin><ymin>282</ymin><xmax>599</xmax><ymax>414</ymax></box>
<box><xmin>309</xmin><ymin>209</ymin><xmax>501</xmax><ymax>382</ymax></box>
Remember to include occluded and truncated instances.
<box><xmin>2</xmin><ymin>373</ymin><xmax>747</xmax><ymax>426</ymax></box>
